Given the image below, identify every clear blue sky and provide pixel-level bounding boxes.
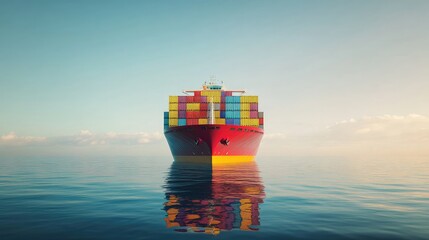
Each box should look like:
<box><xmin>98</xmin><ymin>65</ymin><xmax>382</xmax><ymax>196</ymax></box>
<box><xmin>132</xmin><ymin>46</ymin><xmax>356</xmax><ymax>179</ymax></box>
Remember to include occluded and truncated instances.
<box><xmin>1</xmin><ymin>0</ymin><xmax>428</xmax><ymax>156</ymax></box>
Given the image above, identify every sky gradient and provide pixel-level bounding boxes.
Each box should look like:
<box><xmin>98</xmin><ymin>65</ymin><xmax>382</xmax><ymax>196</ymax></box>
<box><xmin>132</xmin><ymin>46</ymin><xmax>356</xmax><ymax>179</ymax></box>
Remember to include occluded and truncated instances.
<box><xmin>1</xmin><ymin>0</ymin><xmax>428</xmax><ymax>157</ymax></box>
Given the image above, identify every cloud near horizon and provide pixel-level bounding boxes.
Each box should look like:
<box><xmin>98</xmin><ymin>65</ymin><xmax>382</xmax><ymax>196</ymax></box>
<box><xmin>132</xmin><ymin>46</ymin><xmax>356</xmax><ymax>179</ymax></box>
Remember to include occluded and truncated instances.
<box><xmin>1</xmin><ymin>114</ymin><xmax>429</xmax><ymax>157</ymax></box>
<box><xmin>327</xmin><ymin>114</ymin><xmax>429</xmax><ymax>139</ymax></box>
<box><xmin>0</xmin><ymin>130</ymin><xmax>163</xmax><ymax>146</ymax></box>
<box><xmin>261</xmin><ymin>114</ymin><xmax>429</xmax><ymax>157</ymax></box>
<box><xmin>0</xmin><ymin>132</ymin><xmax>46</xmax><ymax>145</ymax></box>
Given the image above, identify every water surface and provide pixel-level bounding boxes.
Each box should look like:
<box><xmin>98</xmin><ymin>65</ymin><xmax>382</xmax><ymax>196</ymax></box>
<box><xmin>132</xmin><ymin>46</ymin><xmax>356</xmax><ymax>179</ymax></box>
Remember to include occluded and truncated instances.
<box><xmin>0</xmin><ymin>156</ymin><xmax>428</xmax><ymax>239</ymax></box>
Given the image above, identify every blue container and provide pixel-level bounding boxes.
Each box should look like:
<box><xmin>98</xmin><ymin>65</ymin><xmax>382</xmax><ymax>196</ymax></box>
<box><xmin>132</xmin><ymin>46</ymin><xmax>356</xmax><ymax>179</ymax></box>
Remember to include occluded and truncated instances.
<box><xmin>227</xmin><ymin>103</ymin><xmax>236</xmax><ymax>111</ymax></box>
<box><xmin>164</xmin><ymin>118</ymin><xmax>169</xmax><ymax>125</ymax></box>
<box><xmin>164</xmin><ymin>112</ymin><xmax>169</xmax><ymax>119</ymax></box>
<box><xmin>233</xmin><ymin>118</ymin><xmax>240</xmax><ymax>125</ymax></box>
<box><xmin>226</xmin><ymin>119</ymin><xmax>234</xmax><ymax>125</ymax></box>
<box><xmin>225</xmin><ymin>111</ymin><xmax>233</xmax><ymax>119</ymax></box>
<box><xmin>229</xmin><ymin>103</ymin><xmax>235</xmax><ymax>111</ymax></box>
<box><xmin>220</xmin><ymin>111</ymin><xmax>225</xmax><ymax>118</ymax></box>
<box><xmin>225</xmin><ymin>103</ymin><xmax>232</xmax><ymax>111</ymax></box>
<box><xmin>234</xmin><ymin>103</ymin><xmax>240</xmax><ymax>111</ymax></box>
<box><xmin>234</xmin><ymin>96</ymin><xmax>241</xmax><ymax>103</ymax></box>
<box><xmin>233</xmin><ymin>111</ymin><xmax>241</xmax><ymax>118</ymax></box>
<box><xmin>178</xmin><ymin>119</ymin><xmax>186</xmax><ymax>126</ymax></box>
<box><xmin>225</xmin><ymin>96</ymin><xmax>233</xmax><ymax>103</ymax></box>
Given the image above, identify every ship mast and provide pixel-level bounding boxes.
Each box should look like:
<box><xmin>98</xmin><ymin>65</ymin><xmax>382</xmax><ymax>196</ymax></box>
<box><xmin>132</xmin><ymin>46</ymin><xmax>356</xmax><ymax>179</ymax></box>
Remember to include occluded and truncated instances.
<box><xmin>208</xmin><ymin>97</ymin><xmax>215</xmax><ymax>124</ymax></box>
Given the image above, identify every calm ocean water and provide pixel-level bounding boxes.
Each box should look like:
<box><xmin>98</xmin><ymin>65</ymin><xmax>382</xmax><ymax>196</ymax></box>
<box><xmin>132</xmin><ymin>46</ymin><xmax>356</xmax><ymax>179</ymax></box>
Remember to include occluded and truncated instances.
<box><xmin>0</xmin><ymin>156</ymin><xmax>428</xmax><ymax>240</ymax></box>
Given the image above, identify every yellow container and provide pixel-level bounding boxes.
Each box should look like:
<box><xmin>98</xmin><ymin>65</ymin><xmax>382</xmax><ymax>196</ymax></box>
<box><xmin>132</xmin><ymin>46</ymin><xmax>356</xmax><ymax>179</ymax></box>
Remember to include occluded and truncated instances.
<box><xmin>169</xmin><ymin>118</ymin><xmax>178</xmax><ymax>126</ymax></box>
<box><xmin>241</xmin><ymin>96</ymin><xmax>248</xmax><ymax>103</ymax></box>
<box><xmin>198</xmin><ymin>118</ymin><xmax>208</xmax><ymax>124</ymax></box>
<box><xmin>201</xmin><ymin>90</ymin><xmax>221</xmax><ymax>97</ymax></box>
<box><xmin>212</xmin><ymin>96</ymin><xmax>221</xmax><ymax>103</ymax></box>
<box><xmin>250</xmin><ymin>119</ymin><xmax>259</xmax><ymax>126</ymax></box>
<box><xmin>169</xmin><ymin>103</ymin><xmax>178</xmax><ymax>111</ymax></box>
<box><xmin>215</xmin><ymin>118</ymin><xmax>225</xmax><ymax>124</ymax></box>
<box><xmin>214</xmin><ymin>110</ymin><xmax>220</xmax><ymax>118</ymax></box>
<box><xmin>205</xmin><ymin>96</ymin><xmax>221</xmax><ymax>103</ymax></box>
<box><xmin>242</xmin><ymin>96</ymin><xmax>258</xmax><ymax>103</ymax></box>
<box><xmin>241</xmin><ymin>111</ymin><xmax>250</xmax><ymax>119</ymax></box>
<box><xmin>240</xmin><ymin>118</ymin><xmax>249</xmax><ymax>126</ymax></box>
<box><xmin>169</xmin><ymin>96</ymin><xmax>178</xmax><ymax>103</ymax></box>
<box><xmin>186</xmin><ymin>103</ymin><xmax>200</xmax><ymax>111</ymax></box>
<box><xmin>240</xmin><ymin>103</ymin><xmax>250</xmax><ymax>111</ymax></box>
<box><xmin>240</xmin><ymin>96</ymin><xmax>258</xmax><ymax>103</ymax></box>
<box><xmin>169</xmin><ymin>111</ymin><xmax>178</xmax><ymax>118</ymax></box>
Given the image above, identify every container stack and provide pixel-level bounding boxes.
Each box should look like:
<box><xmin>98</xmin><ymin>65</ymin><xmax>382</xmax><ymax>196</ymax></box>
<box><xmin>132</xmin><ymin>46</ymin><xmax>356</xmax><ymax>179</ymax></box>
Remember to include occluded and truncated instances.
<box><xmin>165</xmin><ymin>90</ymin><xmax>264</xmax><ymax>129</ymax></box>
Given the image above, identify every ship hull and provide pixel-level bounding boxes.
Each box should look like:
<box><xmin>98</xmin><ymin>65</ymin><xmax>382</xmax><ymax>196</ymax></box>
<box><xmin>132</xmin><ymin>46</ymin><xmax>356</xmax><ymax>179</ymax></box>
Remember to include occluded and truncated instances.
<box><xmin>164</xmin><ymin>124</ymin><xmax>264</xmax><ymax>163</ymax></box>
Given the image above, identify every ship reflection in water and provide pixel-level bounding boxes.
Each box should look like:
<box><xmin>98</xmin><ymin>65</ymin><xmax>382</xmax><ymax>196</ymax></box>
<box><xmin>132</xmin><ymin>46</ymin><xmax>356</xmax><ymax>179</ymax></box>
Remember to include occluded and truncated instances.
<box><xmin>163</xmin><ymin>159</ymin><xmax>265</xmax><ymax>235</ymax></box>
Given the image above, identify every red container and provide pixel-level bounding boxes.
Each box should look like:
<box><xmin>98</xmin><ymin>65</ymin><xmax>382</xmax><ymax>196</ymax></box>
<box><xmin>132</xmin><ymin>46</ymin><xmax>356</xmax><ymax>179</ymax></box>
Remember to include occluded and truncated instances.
<box><xmin>199</xmin><ymin>111</ymin><xmax>207</xmax><ymax>118</ymax></box>
<box><xmin>190</xmin><ymin>111</ymin><xmax>201</xmax><ymax>119</ymax></box>
<box><xmin>186</xmin><ymin>96</ymin><xmax>193</xmax><ymax>102</ymax></box>
<box><xmin>224</xmin><ymin>91</ymin><xmax>233</xmax><ymax>96</ymax></box>
<box><xmin>178</xmin><ymin>96</ymin><xmax>186</xmax><ymax>103</ymax></box>
<box><xmin>250</xmin><ymin>103</ymin><xmax>258</xmax><ymax>111</ymax></box>
<box><xmin>200</xmin><ymin>103</ymin><xmax>208</xmax><ymax>111</ymax></box>
<box><xmin>186</xmin><ymin>118</ymin><xmax>198</xmax><ymax>125</ymax></box>
<box><xmin>220</xmin><ymin>103</ymin><xmax>225</xmax><ymax>111</ymax></box>
<box><xmin>194</xmin><ymin>91</ymin><xmax>201</xmax><ymax>97</ymax></box>
<box><xmin>178</xmin><ymin>103</ymin><xmax>186</xmax><ymax>111</ymax></box>
<box><xmin>186</xmin><ymin>111</ymin><xmax>192</xmax><ymax>118</ymax></box>
<box><xmin>250</xmin><ymin>111</ymin><xmax>258</xmax><ymax>118</ymax></box>
<box><xmin>259</xmin><ymin>118</ymin><xmax>264</xmax><ymax>125</ymax></box>
<box><xmin>200</xmin><ymin>96</ymin><xmax>208</xmax><ymax>103</ymax></box>
<box><xmin>194</xmin><ymin>96</ymin><xmax>201</xmax><ymax>103</ymax></box>
<box><xmin>187</xmin><ymin>111</ymin><xmax>199</xmax><ymax>118</ymax></box>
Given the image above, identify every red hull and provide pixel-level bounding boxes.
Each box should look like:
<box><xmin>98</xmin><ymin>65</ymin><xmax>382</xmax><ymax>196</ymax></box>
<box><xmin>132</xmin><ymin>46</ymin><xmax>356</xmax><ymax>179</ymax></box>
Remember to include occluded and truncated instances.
<box><xmin>164</xmin><ymin>124</ymin><xmax>264</xmax><ymax>160</ymax></box>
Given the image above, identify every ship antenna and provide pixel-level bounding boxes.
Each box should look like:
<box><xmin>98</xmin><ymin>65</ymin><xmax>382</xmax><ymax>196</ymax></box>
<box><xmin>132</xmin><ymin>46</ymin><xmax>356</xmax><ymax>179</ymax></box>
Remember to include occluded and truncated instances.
<box><xmin>209</xmin><ymin>74</ymin><xmax>216</xmax><ymax>83</ymax></box>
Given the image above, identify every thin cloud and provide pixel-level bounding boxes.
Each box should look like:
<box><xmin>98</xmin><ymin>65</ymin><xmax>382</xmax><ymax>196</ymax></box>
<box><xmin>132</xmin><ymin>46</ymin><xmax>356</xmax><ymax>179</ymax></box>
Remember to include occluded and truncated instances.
<box><xmin>264</xmin><ymin>133</ymin><xmax>287</xmax><ymax>139</ymax></box>
<box><xmin>261</xmin><ymin>114</ymin><xmax>429</xmax><ymax>157</ymax></box>
<box><xmin>0</xmin><ymin>130</ymin><xmax>163</xmax><ymax>146</ymax></box>
<box><xmin>53</xmin><ymin>130</ymin><xmax>164</xmax><ymax>146</ymax></box>
<box><xmin>326</xmin><ymin>114</ymin><xmax>429</xmax><ymax>141</ymax></box>
<box><xmin>0</xmin><ymin>132</ymin><xmax>46</xmax><ymax>145</ymax></box>
<box><xmin>2</xmin><ymin>115</ymin><xmax>429</xmax><ymax>158</ymax></box>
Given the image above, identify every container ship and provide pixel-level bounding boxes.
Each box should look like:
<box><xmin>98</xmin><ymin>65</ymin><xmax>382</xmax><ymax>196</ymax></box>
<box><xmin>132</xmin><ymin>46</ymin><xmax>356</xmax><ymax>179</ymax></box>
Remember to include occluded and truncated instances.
<box><xmin>164</xmin><ymin>82</ymin><xmax>264</xmax><ymax>162</ymax></box>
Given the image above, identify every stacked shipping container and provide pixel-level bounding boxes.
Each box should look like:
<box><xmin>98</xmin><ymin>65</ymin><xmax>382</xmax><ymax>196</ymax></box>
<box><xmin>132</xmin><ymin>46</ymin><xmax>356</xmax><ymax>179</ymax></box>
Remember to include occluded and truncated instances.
<box><xmin>164</xmin><ymin>90</ymin><xmax>264</xmax><ymax>130</ymax></box>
